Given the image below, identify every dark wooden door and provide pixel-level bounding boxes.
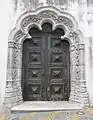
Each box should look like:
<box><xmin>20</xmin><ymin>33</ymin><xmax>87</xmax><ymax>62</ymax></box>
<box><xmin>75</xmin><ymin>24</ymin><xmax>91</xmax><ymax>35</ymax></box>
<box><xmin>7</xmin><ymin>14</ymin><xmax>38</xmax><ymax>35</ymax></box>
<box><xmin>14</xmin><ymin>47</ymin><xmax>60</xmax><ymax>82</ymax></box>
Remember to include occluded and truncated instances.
<box><xmin>22</xmin><ymin>23</ymin><xmax>70</xmax><ymax>101</ymax></box>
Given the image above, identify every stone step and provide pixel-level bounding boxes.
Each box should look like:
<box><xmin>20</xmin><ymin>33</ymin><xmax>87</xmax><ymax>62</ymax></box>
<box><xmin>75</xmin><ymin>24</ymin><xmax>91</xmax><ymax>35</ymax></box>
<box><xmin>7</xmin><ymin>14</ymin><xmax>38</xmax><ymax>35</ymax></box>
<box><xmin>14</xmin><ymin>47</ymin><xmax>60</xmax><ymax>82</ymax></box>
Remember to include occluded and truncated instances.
<box><xmin>11</xmin><ymin>101</ymin><xmax>83</xmax><ymax>112</ymax></box>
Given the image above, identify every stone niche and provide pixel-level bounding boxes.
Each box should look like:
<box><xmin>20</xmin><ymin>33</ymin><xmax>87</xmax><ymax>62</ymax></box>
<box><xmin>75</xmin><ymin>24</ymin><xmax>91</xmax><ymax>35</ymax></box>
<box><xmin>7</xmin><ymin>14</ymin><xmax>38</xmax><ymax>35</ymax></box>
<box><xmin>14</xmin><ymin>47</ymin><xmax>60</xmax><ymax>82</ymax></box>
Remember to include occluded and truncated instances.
<box><xmin>3</xmin><ymin>6</ymin><xmax>89</xmax><ymax>119</ymax></box>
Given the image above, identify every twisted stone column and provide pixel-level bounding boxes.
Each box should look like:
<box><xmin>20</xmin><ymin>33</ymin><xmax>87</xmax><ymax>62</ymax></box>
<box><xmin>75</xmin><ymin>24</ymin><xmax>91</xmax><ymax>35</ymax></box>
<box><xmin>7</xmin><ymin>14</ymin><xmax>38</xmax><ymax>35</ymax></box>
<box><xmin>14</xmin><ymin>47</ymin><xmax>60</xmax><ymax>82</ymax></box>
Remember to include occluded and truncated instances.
<box><xmin>3</xmin><ymin>42</ymin><xmax>23</xmax><ymax>119</ymax></box>
<box><xmin>69</xmin><ymin>45</ymin><xmax>80</xmax><ymax>104</ymax></box>
<box><xmin>3</xmin><ymin>42</ymin><xmax>17</xmax><ymax>119</ymax></box>
<box><xmin>78</xmin><ymin>44</ymin><xmax>89</xmax><ymax>106</ymax></box>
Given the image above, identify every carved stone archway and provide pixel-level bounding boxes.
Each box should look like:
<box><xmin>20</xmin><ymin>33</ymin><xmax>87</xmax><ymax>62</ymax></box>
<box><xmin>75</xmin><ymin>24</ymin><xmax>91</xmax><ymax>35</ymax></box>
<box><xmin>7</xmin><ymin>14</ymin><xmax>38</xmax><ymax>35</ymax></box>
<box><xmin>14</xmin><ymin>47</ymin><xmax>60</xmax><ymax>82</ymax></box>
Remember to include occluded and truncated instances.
<box><xmin>4</xmin><ymin>6</ymin><xmax>89</xmax><ymax>118</ymax></box>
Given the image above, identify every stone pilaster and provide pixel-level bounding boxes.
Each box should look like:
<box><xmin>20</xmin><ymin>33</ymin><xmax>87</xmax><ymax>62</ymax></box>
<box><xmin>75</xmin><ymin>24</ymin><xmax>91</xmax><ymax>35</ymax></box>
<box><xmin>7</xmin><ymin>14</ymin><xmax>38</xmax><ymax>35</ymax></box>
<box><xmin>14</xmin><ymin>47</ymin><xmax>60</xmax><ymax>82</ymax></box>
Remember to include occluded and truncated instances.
<box><xmin>69</xmin><ymin>45</ymin><xmax>76</xmax><ymax>103</ymax></box>
<box><xmin>3</xmin><ymin>42</ymin><xmax>23</xmax><ymax>119</ymax></box>
<box><xmin>16</xmin><ymin>43</ymin><xmax>23</xmax><ymax>104</ymax></box>
<box><xmin>78</xmin><ymin>44</ymin><xmax>89</xmax><ymax>106</ymax></box>
<box><xmin>3</xmin><ymin>41</ymin><xmax>16</xmax><ymax>119</ymax></box>
<box><xmin>69</xmin><ymin>44</ymin><xmax>81</xmax><ymax>104</ymax></box>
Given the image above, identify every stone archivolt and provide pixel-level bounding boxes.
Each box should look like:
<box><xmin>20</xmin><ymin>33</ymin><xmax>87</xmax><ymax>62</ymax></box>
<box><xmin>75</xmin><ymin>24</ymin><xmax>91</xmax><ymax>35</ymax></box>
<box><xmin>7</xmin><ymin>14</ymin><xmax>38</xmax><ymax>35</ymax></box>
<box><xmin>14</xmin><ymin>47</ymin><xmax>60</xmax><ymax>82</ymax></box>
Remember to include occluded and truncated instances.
<box><xmin>10</xmin><ymin>7</ymin><xmax>77</xmax><ymax>43</ymax></box>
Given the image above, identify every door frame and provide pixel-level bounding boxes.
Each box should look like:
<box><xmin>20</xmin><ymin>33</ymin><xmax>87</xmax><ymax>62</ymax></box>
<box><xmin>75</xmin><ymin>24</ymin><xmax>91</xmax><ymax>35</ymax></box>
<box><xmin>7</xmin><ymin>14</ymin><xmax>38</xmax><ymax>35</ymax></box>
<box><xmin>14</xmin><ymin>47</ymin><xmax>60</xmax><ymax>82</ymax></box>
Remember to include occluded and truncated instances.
<box><xmin>4</xmin><ymin>6</ymin><xmax>89</xmax><ymax>109</ymax></box>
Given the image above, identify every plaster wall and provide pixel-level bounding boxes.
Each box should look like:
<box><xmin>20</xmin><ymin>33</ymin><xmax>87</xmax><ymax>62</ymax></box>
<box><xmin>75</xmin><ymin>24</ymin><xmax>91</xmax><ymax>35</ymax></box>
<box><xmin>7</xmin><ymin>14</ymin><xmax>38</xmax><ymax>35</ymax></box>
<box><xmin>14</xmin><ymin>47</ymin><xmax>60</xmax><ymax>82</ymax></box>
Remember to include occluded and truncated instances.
<box><xmin>0</xmin><ymin>0</ymin><xmax>93</xmax><ymax>111</ymax></box>
<box><xmin>0</xmin><ymin>0</ymin><xmax>11</xmax><ymax>109</ymax></box>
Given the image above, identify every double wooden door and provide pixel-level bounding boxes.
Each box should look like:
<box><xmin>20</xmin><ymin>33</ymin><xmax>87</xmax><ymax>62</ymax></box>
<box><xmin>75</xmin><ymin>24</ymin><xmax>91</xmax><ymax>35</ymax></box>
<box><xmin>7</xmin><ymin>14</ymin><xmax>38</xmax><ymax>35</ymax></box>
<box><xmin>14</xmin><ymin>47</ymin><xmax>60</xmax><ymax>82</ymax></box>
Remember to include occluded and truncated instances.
<box><xmin>22</xmin><ymin>23</ymin><xmax>70</xmax><ymax>101</ymax></box>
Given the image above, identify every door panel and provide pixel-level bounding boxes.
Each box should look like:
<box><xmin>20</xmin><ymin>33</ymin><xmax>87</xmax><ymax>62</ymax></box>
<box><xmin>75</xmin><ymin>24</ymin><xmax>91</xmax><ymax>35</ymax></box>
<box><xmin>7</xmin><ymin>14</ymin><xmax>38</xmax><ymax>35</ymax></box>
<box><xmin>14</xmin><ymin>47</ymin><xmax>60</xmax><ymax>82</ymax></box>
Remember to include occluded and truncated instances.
<box><xmin>22</xmin><ymin>23</ymin><xmax>70</xmax><ymax>101</ymax></box>
<box><xmin>47</xmin><ymin>29</ymin><xmax>70</xmax><ymax>101</ymax></box>
<box><xmin>22</xmin><ymin>31</ymin><xmax>45</xmax><ymax>101</ymax></box>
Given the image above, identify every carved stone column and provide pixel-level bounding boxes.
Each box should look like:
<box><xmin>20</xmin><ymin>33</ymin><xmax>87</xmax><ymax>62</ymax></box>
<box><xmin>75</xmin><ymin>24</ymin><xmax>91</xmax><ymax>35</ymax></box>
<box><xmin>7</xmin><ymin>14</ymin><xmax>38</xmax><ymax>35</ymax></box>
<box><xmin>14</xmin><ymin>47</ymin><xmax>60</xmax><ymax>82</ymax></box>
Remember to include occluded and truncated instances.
<box><xmin>78</xmin><ymin>44</ymin><xmax>89</xmax><ymax>106</ymax></box>
<box><xmin>16</xmin><ymin>43</ymin><xmax>23</xmax><ymax>104</ymax></box>
<box><xmin>69</xmin><ymin>43</ymin><xmax>89</xmax><ymax>106</ymax></box>
<box><xmin>69</xmin><ymin>45</ymin><xmax>76</xmax><ymax>103</ymax></box>
<box><xmin>3</xmin><ymin>41</ymin><xmax>17</xmax><ymax>119</ymax></box>
<box><xmin>3</xmin><ymin>42</ymin><xmax>23</xmax><ymax>119</ymax></box>
<box><xmin>69</xmin><ymin>44</ymin><xmax>81</xmax><ymax>104</ymax></box>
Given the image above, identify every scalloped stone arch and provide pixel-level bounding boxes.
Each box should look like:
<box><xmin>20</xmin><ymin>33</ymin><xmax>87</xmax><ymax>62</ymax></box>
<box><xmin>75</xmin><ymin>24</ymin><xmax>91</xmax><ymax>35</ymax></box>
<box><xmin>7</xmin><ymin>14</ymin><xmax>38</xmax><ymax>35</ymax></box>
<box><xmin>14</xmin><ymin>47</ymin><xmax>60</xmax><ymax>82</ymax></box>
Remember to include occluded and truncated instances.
<box><xmin>15</xmin><ymin>6</ymin><xmax>78</xmax><ymax>30</ymax></box>
<box><xmin>9</xmin><ymin>6</ymin><xmax>79</xmax><ymax>44</ymax></box>
<box><xmin>4</xmin><ymin>7</ymin><xmax>89</xmax><ymax>118</ymax></box>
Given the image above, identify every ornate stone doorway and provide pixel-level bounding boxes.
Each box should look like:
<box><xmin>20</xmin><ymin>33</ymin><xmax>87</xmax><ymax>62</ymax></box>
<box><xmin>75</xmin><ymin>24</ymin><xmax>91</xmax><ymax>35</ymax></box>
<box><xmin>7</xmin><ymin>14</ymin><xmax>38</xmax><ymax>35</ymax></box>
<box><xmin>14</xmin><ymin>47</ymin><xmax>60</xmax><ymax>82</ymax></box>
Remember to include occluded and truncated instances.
<box><xmin>22</xmin><ymin>23</ymin><xmax>70</xmax><ymax>101</ymax></box>
<box><xmin>4</xmin><ymin>7</ymin><xmax>89</xmax><ymax>115</ymax></box>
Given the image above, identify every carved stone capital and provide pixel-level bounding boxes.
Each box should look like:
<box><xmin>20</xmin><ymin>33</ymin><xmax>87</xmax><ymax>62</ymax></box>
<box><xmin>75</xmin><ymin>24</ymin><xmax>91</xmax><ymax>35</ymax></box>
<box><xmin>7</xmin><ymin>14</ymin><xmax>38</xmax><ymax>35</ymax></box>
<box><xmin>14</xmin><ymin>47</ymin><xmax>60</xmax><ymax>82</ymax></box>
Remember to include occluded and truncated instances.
<box><xmin>8</xmin><ymin>41</ymin><xmax>16</xmax><ymax>48</ymax></box>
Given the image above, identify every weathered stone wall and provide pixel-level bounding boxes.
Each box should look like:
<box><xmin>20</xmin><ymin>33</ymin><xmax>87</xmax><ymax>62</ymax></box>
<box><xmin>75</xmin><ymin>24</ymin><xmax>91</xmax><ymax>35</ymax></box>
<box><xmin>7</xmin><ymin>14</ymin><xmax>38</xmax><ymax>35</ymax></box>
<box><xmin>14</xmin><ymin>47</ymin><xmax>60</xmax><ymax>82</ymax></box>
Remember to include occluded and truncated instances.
<box><xmin>0</xmin><ymin>0</ymin><xmax>11</xmax><ymax>110</ymax></box>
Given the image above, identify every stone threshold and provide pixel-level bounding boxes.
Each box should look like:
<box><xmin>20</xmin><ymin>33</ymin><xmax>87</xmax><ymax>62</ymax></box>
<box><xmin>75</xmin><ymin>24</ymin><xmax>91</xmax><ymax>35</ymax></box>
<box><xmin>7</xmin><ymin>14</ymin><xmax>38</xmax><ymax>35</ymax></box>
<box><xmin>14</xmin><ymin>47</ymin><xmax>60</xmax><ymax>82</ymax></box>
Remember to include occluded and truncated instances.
<box><xmin>11</xmin><ymin>101</ymin><xmax>83</xmax><ymax>112</ymax></box>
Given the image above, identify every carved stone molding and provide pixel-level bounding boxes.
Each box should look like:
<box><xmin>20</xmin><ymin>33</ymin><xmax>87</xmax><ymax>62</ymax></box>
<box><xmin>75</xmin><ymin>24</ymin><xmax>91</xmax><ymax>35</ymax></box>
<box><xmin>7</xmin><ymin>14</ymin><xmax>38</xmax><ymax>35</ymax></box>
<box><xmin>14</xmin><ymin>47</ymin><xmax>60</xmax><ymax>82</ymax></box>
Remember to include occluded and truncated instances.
<box><xmin>8</xmin><ymin>7</ymin><xmax>79</xmax><ymax>43</ymax></box>
<box><xmin>20</xmin><ymin>11</ymin><xmax>74</xmax><ymax>35</ymax></box>
<box><xmin>14</xmin><ymin>30</ymin><xmax>26</xmax><ymax>42</ymax></box>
